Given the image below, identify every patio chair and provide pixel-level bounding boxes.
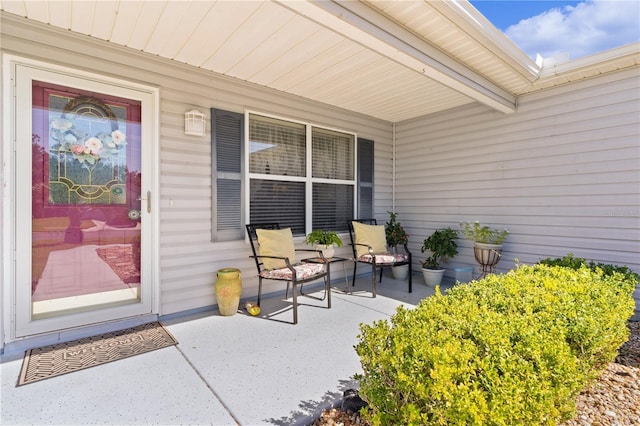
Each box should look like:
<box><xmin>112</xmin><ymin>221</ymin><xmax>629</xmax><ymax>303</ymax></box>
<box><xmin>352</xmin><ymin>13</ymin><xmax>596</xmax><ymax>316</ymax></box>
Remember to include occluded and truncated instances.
<box><xmin>245</xmin><ymin>223</ymin><xmax>330</xmax><ymax>324</ymax></box>
<box><xmin>348</xmin><ymin>219</ymin><xmax>412</xmax><ymax>297</ymax></box>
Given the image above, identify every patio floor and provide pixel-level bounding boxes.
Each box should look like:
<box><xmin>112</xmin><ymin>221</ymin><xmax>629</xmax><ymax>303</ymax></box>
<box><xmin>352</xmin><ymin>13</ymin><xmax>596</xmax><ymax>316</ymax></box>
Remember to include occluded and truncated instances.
<box><xmin>2</xmin><ymin>269</ymin><xmax>638</xmax><ymax>426</ymax></box>
<box><xmin>0</xmin><ymin>272</ymin><xmax>451</xmax><ymax>426</ymax></box>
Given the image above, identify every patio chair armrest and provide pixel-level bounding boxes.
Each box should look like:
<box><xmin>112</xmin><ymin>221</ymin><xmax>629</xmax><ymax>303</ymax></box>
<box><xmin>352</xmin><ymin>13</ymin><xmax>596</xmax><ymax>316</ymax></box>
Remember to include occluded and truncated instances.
<box><xmin>250</xmin><ymin>254</ymin><xmax>296</xmax><ymax>267</ymax></box>
<box><xmin>250</xmin><ymin>254</ymin><xmax>289</xmax><ymax>261</ymax></box>
<box><xmin>250</xmin><ymin>254</ymin><xmax>298</xmax><ymax>275</ymax></box>
<box><xmin>353</xmin><ymin>242</ymin><xmax>375</xmax><ymax>256</ymax></box>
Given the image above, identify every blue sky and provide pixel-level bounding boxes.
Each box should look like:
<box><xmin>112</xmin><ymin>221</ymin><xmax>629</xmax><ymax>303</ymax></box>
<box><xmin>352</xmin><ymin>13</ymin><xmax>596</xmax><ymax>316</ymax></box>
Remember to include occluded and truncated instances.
<box><xmin>469</xmin><ymin>0</ymin><xmax>640</xmax><ymax>61</ymax></box>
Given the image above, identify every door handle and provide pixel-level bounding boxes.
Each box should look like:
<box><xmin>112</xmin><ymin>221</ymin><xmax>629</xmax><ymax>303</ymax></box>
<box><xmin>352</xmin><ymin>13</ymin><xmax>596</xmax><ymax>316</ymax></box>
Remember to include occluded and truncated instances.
<box><xmin>136</xmin><ymin>191</ymin><xmax>151</xmax><ymax>213</ymax></box>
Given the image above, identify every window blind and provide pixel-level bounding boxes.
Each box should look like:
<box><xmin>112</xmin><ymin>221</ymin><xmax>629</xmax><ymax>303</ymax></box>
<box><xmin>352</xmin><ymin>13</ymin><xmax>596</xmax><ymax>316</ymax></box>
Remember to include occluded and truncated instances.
<box><xmin>311</xmin><ymin>128</ymin><xmax>354</xmax><ymax>180</ymax></box>
<box><xmin>250</xmin><ymin>179</ymin><xmax>305</xmax><ymax>235</ymax></box>
<box><xmin>249</xmin><ymin>114</ymin><xmax>305</xmax><ymax>177</ymax></box>
<box><xmin>312</xmin><ymin>183</ymin><xmax>353</xmax><ymax>232</ymax></box>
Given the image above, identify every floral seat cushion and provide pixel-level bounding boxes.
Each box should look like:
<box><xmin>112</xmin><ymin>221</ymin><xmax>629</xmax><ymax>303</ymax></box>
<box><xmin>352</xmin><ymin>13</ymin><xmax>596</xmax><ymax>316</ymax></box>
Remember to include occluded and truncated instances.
<box><xmin>260</xmin><ymin>263</ymin><xmax>325</xmax><ymax>280</ymax></box>
<box><xmin>357</xmin><ymin>253</ymin><xmax>408</xmax><ymax>265</ymax></box>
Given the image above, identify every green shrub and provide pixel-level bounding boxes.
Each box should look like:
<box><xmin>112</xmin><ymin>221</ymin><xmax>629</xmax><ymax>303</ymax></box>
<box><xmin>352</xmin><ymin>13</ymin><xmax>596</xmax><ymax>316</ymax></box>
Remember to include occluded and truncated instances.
<box><xmin>355</xmin><ymin>264</ymin><xmax>636</xmax><ymax>425</ymax></box>
<box><xmin>539</xmin><ymin>253</ymin><xmax>639</xmax><ymax>293</ymax></box>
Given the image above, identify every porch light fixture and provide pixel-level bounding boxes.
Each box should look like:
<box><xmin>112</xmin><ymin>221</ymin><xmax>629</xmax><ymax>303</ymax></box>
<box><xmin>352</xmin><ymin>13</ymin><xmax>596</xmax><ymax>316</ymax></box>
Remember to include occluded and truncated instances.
<box><xmin>184</xmin><ymin>110</ymin><xmax>206</xmax><ymax>136</ymax></box>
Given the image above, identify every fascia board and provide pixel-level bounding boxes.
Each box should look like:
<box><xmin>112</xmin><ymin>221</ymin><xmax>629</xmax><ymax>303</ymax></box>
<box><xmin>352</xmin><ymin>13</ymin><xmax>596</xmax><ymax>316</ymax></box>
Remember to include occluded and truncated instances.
<box><xmin>278</xmin><ymin>0</ymin><xmax>517</xmax><ymax>113</ymax></box>
<box><xmin>431</xmin><ymin>0</ymin><xmax>541</xmax><ymax>81</ymax></box>
<box><xmin>537</xmin><ymin>42</ymin><xmax>640</xmax><ymax>79</ymax></box>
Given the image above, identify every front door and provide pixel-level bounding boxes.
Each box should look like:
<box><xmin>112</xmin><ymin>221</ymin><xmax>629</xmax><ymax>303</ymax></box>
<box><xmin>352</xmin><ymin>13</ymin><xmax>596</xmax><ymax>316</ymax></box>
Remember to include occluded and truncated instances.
<box><xmin>12</xmin><ymin>62</ymin><xmax>157</xmax><ymax>337</ymax></box>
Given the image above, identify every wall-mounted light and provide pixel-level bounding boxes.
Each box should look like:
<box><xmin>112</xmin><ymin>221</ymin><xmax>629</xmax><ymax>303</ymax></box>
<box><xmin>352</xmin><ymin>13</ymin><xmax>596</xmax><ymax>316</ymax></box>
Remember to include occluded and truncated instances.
<box><xmin>184</xmin><ymin>110</ymin><xmax>206</xmax><ymax>136</ymax></box>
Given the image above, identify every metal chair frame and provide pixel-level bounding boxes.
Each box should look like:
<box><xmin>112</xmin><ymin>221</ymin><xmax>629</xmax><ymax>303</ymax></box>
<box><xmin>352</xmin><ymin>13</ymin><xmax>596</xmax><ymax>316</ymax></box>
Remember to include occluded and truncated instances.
<box><xmin>348</xmin><ymin>219</ymin><xmax>413</xmax><ymax>297</ymax></box>
<box><xmin>245</xmin><ymin>223</ymin><xmax>330</xmax><ymax>324</ymax></box>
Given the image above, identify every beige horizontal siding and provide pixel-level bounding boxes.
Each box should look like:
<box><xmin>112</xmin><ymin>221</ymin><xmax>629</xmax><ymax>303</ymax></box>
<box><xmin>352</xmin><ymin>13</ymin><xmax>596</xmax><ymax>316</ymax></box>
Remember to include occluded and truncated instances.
<box><xmin>1</xmin><ymin>16</ymin><xmax>393</xmax><ymax>316</ymax></box>
<box><xmin>395</xmin><ymin>67</ymin><xmax>640</xmax><ymax>278</ymax></box>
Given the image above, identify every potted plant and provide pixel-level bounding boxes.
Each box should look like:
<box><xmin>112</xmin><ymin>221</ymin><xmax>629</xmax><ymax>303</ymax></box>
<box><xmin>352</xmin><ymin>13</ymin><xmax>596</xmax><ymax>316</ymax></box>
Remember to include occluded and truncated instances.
<box><xmin>385</xmin><ymin>211</ymin><xmax>410</xmax><ymax>279</ymax></box>
<box><xmin>459</xmin><ymin>221</ymin><xmax>509</xmax><ymax>277</ymax></box>
<box><xmin>420</xmin><ymin>227</ymin><xmax>458</xmax><ymax>286</ymax></box>
<box><xmin>304</xmin><ymin>229</ymin><xmax>343</xmax><ymax>259</ymax></box>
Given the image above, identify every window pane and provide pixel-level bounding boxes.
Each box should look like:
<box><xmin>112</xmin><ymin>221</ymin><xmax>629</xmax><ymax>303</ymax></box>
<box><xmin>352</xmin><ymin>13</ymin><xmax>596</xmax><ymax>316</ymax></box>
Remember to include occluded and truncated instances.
<box><xmin>250</xmin><ymin>179</ymin><xmax>305</xmax><ymax>235</ymax></box>
<box><xmin>249</xmin><ymin>114</ymin><xmax>305</xmax><ymax>177</ymax></box>
<box><xmin>312</xmin><ymin>183</ymin><xmax>353</xmax><ymax>232</ymax></box>
<box><xmin>312</xmin><ymin>128</ymin><xmax>354</xmax><ymax>180</ymax></box>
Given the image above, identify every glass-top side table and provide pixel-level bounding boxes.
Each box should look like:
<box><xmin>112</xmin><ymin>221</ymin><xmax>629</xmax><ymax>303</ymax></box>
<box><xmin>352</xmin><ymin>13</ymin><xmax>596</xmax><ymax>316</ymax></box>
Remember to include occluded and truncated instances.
<box><xmin>301</xmin><ymin>256</ymin><xmax>351</xmax><ymax>294</ymax></box>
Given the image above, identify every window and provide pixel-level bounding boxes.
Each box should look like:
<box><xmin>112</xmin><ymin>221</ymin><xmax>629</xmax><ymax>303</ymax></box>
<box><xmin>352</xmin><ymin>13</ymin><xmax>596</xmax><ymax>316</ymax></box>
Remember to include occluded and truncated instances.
<box><xmin>248</xmin><ymin>113</ymin><xmax>355</xmax><ymax>236</ymax></box>
<box><xmin>212</xmin><ymin>110</ymin><xmax>373</xmax><ymax>240</ymax></box>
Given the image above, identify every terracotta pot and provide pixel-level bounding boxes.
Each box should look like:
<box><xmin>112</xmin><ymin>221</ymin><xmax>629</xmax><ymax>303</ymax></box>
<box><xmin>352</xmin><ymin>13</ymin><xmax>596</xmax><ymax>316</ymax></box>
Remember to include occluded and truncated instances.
<box><xmin>215</xmin><ymin>268</ymin><xmax>242</xmax><ymax>316</ymax></box>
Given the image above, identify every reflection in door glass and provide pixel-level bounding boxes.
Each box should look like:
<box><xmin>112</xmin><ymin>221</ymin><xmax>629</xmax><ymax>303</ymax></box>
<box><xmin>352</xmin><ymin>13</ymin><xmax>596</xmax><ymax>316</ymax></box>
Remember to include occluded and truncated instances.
<box><xmin>31</xmin><ymin>82</ymin><xmax>142</xmax><ymax>320</ymax></box>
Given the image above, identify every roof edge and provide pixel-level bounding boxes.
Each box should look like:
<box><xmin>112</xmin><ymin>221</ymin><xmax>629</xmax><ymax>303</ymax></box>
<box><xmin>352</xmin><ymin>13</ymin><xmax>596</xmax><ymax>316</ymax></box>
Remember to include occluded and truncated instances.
<box><xmin>433</xmin><ymin>0</ymin><xmax>541</xmax><ymax>81</ymax></box>
<box><xmin>291</xmin><ymin>0</ymin><xmax>517</xmax><ymax>113</ymax></box>
<box><xmin>538</xmin><ymin>42</ymin><xmax>640</xmax><ymax>78</ymax></box>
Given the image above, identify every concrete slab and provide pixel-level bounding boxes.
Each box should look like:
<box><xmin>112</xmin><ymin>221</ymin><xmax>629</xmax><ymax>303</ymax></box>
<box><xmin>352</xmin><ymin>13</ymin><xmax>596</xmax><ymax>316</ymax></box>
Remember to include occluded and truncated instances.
<box><xmin>162</xmin><ymin>275</ymin><xmax>443</xmax><ymax>425</ymax></box>
<box><xmin>0</xmin><ymin>272</ymin><xmax>453</xmax><ymax>426</ymax></box>
<box><xmin>0</xmin><ymin>344</ymin><xmax>237</xmax><ymax>425</ymax></box>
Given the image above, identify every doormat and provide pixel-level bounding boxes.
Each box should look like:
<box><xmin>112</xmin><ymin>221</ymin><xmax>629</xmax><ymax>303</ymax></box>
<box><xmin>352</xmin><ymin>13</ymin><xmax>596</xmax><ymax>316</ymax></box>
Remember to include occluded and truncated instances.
<box><xmin>17</xmin><ymin>322</ymin><xmax>177</xmax><ymax>386</ymax></box>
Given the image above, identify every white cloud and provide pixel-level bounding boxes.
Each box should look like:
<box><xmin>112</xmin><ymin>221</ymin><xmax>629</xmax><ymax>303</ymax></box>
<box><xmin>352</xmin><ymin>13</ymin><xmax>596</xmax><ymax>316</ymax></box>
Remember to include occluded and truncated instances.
<box><xmin>504</xmin><ymin>0</ymin><xmax>640</xmax><ymax>61</ymax></box>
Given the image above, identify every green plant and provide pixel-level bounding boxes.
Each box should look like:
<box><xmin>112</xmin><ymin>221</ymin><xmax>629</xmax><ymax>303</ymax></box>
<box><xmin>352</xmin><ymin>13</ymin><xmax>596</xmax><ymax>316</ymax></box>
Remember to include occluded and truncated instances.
<box><xmin>304</xmin><ymin>229</ymin><xmax>343</xmax><ymax>247</ymax></box>
<box><xmin>355</xmin><ymin>263</ymin><xmax>635</xmax><ymax>425</ymax></box>
<box><xmin>539</xmin><ymin>253</ymin><xmax>639</xmax><ymax>287</ymax></box>
<box><xmin>459</xmin><ymin>221</ymin><xmax>509</xmax><ymax>244</ymax></box>
<box><xmin>420</xmin><ymin>227</ymin><xmax>458</xmax><ymax>269</ymax></box>
<box><xmin>385</xmin><ymin>211</ymin><xmax>409</xmax><ymax>248</ymax></box>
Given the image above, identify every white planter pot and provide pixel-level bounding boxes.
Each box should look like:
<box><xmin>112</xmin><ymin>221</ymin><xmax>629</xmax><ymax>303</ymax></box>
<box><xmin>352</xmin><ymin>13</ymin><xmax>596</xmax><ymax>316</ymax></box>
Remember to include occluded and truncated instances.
<box><xmin>316</xmin><ymin>244</ymin><xmax>335</xmax><ymax>259</ymax></box>
<box><xmin>422</xmin><ymin>268</ymin><xmax>445</xmax><ymax>287</ymax></box>
<box><xmin>392</xmin><ymin>264</ymin><xmax>409</xmax><ymax>280</ymax></box>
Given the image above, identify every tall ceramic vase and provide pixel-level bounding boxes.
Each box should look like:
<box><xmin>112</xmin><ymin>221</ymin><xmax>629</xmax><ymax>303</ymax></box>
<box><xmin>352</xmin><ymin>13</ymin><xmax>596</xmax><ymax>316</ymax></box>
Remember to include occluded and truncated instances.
<box><xmin>215</xmin><ymin>268</ymin><xmax>242</xmax><ymax>316</ymax></box>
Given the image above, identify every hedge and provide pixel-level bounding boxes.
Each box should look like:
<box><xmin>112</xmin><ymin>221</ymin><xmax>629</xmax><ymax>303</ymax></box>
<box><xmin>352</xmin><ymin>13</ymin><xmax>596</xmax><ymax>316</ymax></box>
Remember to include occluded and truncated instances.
<box><xmin>355</xmin><ymin>263</ymin><xmax>637</xmax><ymax>425</ymax></box>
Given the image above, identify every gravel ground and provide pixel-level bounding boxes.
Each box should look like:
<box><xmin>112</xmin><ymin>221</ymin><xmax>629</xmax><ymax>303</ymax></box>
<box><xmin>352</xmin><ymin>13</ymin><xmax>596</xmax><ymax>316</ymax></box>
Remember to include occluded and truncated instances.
<box><xmin>312</xmin><ymin>321</ymin><xmax>640</xmax><ymax>426</ymax></box>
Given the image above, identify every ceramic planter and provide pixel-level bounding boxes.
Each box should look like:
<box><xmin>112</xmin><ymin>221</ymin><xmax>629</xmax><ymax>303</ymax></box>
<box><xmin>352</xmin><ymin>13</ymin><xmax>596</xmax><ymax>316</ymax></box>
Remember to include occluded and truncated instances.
<box><xmin>392</xmin><ymin>264</ymin><xmax>409</xmax><ymax>280</ymax></box>
<box><xmin>215</xmin><ymin>268</ymin><xmax>242</xmax><ymax>316</ymax></box>
<box><xmin>316</xmin><ymin>244</ymin><xmax>335</xmax><ymax>259</ymax></box>
<box><xmin>422</xmin><ymin>268</ymin><xmax>445</xmax><ymax>287</ymax></box>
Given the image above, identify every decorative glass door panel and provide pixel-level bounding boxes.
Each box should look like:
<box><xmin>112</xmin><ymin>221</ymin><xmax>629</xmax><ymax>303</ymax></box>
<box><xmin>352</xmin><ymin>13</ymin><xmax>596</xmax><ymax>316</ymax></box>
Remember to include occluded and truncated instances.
<box><xmin>30</xmin><ymin>81</ymin><xmax>143</xmax><ymax>320</ymax></box>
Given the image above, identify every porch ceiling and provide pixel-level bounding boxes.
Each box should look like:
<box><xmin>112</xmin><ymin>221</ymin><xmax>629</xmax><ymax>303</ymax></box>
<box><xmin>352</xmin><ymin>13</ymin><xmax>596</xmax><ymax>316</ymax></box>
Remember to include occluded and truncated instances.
<box><xmin>2</xmin><ymin>1</ymin><xmax>637</xmax><ymax>122</ymax></box>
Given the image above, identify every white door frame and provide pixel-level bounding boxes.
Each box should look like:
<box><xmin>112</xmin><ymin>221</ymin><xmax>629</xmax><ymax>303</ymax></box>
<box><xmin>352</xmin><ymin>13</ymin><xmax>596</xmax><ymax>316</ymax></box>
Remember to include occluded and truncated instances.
<box><xmin>2</xmin><ymin>54</ymin><xmax>160</xmax><ymax>341</ymax></box>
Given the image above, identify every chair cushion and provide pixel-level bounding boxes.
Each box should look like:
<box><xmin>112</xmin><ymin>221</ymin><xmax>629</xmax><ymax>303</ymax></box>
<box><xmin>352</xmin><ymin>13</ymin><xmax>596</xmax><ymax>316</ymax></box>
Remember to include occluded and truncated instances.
<box><xmin>259</xmin><ymin>263</ymin><xmax>325</xmax><ymax>280</ymax></box>
<box><xmin>357</xmin><ymin>253</ymin><xmax>408</xmax><ymax>264</ymax></box>
<box><xmin>256</xmin><ymin>228</ymin><xmax>296</xmax><ymax>270</ymax></box>
<box><xmin>352</xmin><ymin>221</ymin><xmax>387</xmax><ymax>258</ymax></box>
